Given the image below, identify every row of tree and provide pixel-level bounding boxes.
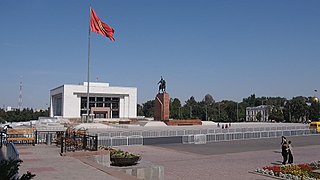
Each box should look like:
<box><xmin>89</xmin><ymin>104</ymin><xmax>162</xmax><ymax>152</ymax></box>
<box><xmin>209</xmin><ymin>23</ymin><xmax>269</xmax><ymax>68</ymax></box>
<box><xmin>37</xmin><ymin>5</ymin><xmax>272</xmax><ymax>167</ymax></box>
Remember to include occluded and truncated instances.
<box><xmin>0</xmin><ymin>108</ymin><xmax>49</xmax><ymax>123</ymax></box>
<box><xmin>1</xmin><ymin>94</ymin><xmax>319</xmax><ymax>123</ymax></box>
<box><xmin>138</xmin><ymin>94</ymin><xmax>320</xmax><ymax>122</ymax></box>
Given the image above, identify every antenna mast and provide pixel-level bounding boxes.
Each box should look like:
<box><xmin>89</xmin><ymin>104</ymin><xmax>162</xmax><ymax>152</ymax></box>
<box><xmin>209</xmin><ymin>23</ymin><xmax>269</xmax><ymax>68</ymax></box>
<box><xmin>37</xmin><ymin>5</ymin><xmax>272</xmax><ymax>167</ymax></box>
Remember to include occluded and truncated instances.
<box><xmin>18</xmin><ymin>80</ymin><xmax>22</xmax><ymax>110</ymax></box>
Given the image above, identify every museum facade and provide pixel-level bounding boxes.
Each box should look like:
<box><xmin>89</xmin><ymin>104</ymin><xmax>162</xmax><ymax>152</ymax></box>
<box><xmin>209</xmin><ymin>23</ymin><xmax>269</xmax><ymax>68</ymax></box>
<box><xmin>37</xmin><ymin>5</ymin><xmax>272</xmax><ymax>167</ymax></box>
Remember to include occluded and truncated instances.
<box><xmin>50</xmin><ymin>82</ymin><xmax>137</xmax><ymax>119</ymax></box>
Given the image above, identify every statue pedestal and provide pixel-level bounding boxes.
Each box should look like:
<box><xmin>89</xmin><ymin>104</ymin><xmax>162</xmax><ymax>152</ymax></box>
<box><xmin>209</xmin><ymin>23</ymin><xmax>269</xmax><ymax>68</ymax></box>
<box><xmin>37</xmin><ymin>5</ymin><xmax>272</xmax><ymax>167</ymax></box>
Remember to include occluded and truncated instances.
<box><xmin>154</xmin><ymin>93</ymin><xmax>170</xmax><ymax>121</ymax></box>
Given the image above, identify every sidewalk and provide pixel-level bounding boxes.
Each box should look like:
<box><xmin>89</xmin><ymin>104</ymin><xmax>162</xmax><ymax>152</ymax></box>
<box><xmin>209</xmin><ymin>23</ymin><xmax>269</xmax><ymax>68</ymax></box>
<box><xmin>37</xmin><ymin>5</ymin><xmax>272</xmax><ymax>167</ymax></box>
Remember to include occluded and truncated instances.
<box><xmin>120</xmin><ymin>136</ymin><xmax>320</xmax><ymax>180</ymax></box>
<box><xmin>15</xmin><ymin>135</ymin><xmax>320</xmax><ymax>180</ymax></box>
<box><xmin>16</xmin><ymin>145</ymin><xmax>135</xmax><ymax>180</ymax></box>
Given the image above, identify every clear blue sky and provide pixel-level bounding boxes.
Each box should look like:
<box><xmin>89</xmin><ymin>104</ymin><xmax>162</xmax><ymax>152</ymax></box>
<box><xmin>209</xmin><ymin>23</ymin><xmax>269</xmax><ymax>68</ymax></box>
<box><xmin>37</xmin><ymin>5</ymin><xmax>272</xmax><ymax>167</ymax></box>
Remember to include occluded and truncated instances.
<box><xmin>1</xmin><ymin>0</ymin><xmax>320</xmax><ymax>109</ymax></box>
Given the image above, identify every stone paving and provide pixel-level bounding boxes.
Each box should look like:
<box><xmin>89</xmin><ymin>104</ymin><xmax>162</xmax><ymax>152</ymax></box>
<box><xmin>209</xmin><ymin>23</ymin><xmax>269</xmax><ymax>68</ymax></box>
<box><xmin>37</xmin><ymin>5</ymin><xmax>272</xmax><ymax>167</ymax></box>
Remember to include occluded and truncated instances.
<box><xmin>121</xmin><ymin>136</ymin><xmax>320</xmax><ymax>180</ymax></box>
<box><xmin>12</xmin><ymin>135</ymin><xmax>320</xmax><ymax>180</ymax></box>
<box><xmin>16</xmin><ymin>145</ymin><xmax>130</xmax><ymax>180</ymax></box>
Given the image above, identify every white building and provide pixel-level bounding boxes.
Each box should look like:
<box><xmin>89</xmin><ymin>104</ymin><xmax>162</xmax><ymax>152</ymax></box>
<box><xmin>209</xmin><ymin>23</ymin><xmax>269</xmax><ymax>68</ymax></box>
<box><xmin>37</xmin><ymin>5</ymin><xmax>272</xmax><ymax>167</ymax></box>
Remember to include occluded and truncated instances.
<box><xmin>246</xmin><ymin>105</ymin><xmax>271</xmax><ymax>122</ymax></box>
<box><xmin>50</xmin><ymin>82</ymin><xmax>137</xmax><ymax>119</ymax></box>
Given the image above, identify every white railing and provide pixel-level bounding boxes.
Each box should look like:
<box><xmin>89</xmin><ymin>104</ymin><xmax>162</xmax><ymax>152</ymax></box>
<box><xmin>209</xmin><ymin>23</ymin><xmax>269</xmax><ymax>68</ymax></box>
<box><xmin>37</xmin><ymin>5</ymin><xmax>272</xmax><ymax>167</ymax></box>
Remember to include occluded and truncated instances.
<box><xmin>183</xmin><ymin>129</ymin><xmax>317</xmax><ymax>144</ymax></box>
<box><xmin>96</xmin><ymin>125</ymin><xmax>310</xmax><ymax>138</ymax></box>
<box><xmin>98</xmin><ymin>135</ymin><xmax>143</xmax><ymax>147</ymax></box>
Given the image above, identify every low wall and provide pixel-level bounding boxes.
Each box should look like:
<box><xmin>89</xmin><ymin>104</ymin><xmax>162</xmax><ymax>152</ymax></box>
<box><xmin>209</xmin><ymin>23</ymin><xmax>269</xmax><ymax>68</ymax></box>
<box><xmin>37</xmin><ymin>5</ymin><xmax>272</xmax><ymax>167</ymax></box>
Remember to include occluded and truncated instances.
<box><xmin>87</xmin><ymin>154</ymin><xmax>164</xmax><ymax>180</ymax></box>
<box><xmin>163</xmin><ymin>119</ymin><xmax>202</xmax><ymax>126</ymax></box>
<box><xmin>144</xmin><ymin>136</ymin><xmax>182</xmax><ymax>145</ymax></box>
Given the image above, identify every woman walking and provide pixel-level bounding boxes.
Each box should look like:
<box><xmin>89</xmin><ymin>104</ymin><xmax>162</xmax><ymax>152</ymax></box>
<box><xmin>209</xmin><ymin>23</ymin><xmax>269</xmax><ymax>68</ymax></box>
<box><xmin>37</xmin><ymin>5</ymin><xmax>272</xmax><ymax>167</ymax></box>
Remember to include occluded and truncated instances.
<box><xmin>281</xmin><ymin>140</ymin><xmax>288</xmax><ymax>165</ymax></box>
<box><xmin>288</xmin><ymin>141</ymin><xmax>294</xmax><ymax>164</ymax></box>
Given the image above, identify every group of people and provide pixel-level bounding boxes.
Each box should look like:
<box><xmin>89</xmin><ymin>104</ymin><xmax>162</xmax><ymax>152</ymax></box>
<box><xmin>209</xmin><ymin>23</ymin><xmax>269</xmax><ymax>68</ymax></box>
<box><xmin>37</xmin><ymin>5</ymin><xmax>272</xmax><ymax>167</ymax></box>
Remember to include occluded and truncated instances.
<box><xmin>281</xmin><ymin>136</ymin><xmax>294</xmax><ymax>165</ymax></box>
<box><xmin>217</xmin><ymin>122</ymin><xmax>231</xmax><ymax>129</ymax></box>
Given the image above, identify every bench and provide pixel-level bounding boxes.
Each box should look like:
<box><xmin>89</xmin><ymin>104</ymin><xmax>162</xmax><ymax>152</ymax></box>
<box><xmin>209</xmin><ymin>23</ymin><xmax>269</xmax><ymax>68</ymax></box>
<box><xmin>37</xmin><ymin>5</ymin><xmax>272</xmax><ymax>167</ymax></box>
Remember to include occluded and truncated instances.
<box><xmin>6</xmin><ymin>128</ymin><xmax>36</xmax><ymax>145</ymax></box>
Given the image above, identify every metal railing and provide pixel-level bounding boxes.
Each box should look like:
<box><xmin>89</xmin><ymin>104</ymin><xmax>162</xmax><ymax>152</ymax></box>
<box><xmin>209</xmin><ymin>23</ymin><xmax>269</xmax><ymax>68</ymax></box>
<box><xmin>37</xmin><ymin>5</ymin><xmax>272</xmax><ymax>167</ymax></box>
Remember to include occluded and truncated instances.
<box><xmin>183</xmin><ymin>129</ymin><xmax>317</xmax><ymax>144</ymax></box>
<box><xmin>97</xmin><ymin>135</ymin><xmax>143</xmax><ymax>147</ymax></box>
<box><xmin>60</xmin><ymin>134</ymin><xmax>98</xmax><ymax>153</ymax></box>
<box><xmin>96</xmin><ymin>125</ymin><xmax>310</xmax><ymax>138</ymax></box>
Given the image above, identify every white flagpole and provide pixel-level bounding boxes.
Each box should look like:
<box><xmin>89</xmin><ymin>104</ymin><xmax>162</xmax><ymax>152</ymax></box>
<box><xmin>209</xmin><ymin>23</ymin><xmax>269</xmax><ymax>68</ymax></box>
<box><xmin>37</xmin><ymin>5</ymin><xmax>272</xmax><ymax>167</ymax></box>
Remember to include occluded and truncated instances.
<box><xmin>86</xmin><ymin>7</ymin><xmax>92</xmax><ymax>123</ymax></box>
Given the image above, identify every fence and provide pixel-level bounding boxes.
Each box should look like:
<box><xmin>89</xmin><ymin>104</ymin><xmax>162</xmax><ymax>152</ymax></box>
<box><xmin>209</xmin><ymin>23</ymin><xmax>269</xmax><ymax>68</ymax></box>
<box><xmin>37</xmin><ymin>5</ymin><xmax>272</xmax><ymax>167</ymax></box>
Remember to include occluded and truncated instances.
<box><xmin>96</xmin><ymin>125</ymin><xmax>310</xmax><ymax>138</ymax></box>
<box><xmin>183</xmin><ymin>129</ymin><xmax>317</xmax><ymax>144</ymax></box>
<box><xmin>60</xmin><ymin>134</ymin><xmax>98</xmax><ymax>153</ymax></box>
<box><xmin>96</xmin><ymin>126</ymin><xmax>316</xmax><ymax>146</ymax></box>
<box><xmin>36</xmin><ymin>131</ymin><xmax>64</xmax><ymax>145</ymax></box>
<box><xmin>97</xmin><ymin>135</ymin><xmax>143</xmax><ymax>147</ymax></box>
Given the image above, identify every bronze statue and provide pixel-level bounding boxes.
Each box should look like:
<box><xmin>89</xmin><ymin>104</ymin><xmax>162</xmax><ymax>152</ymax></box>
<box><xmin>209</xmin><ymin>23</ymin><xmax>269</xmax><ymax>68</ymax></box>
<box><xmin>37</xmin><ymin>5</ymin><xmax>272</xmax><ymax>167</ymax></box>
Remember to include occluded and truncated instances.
<box><xmin>158</xmin><ymin>76</ymin><xmax>166</xmax><ymax>93</ymax></box>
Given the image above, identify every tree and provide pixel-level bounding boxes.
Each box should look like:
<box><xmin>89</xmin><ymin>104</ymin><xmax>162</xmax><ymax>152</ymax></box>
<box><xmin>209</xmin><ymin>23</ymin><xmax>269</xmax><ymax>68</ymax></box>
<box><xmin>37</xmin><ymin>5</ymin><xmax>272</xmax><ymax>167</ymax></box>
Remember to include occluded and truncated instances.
<box><xmin>184</xmin><ymin>96</ymin><xmax>198</xmax><ymax>119</ymax></box>
<box><xmin>141</xmin><ymin>100</ymin><xmax>154</xmax><ymax>118</ymax></box>
<box><xmin>309</xmin><ymin>96</ymin><xmax>320</xmax><ymax>121</ymax></box>
<box><xmin>242</xmin><ymin>94</ymin><xmax>256</xmax><ymax>107</ymax></box>
<box><xmin>137</xmin><ymin>104</ymin><xmax>144</xmax><ymax>116</ymax></box>
<box><xmin>269</xmin><ymin>106</ymin><xmax>284</xmax><ymax>122</ymax></box>
<box><xmin>170</xmin><ymin>98</ymin><xmax>181</xmax><ymax>119</ymax></box>
<box><xmin>284</xmin><ymin>97</ymin><xmax>309</xmax><ymax>123</ymax></box>
<box><xmin>0</xmin><ymin>159</ymin><xmax>36</xmax><ymax>180</ymax></box>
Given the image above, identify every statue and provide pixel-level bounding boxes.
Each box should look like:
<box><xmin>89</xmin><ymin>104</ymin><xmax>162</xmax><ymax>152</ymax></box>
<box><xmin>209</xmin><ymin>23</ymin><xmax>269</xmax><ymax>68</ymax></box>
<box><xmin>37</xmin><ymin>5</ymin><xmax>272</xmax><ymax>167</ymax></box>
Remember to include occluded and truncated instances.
<box><xmin>158</xmin><ymin>76</ymin><xmax>166</xmax><ymax>93</ymax></box>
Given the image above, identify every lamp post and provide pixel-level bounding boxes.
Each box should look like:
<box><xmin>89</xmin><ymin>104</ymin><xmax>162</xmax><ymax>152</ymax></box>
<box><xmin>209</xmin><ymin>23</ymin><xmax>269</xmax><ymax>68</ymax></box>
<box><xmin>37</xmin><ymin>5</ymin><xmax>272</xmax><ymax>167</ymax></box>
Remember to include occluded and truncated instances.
<box><xmin>237</xmin><ymin>102</ymin><xmax>239</xmax><ymax>122</ymax></box>
<box><xmin>314</xmin><ymin>89</ymin><xmax>320</xmax><ymax>120</ymax></box>
<box><xmin>205</xmin><ymin>105</ymin><xmax>208</xmax><ymax>121</ymax></box>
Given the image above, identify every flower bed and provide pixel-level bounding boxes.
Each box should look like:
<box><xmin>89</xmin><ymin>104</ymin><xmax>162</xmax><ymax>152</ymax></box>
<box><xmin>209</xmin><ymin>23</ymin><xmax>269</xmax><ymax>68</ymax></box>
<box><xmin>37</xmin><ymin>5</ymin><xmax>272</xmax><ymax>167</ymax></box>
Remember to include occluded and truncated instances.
<box><xmin>255</xmin><ymin>161</ymin><xmax>320</xmax><ymax>180</ymax></box>
<box><xmin>98</xmin><ymin>146</ymin><xmax>141</xmax><ymax>166</ymax></box>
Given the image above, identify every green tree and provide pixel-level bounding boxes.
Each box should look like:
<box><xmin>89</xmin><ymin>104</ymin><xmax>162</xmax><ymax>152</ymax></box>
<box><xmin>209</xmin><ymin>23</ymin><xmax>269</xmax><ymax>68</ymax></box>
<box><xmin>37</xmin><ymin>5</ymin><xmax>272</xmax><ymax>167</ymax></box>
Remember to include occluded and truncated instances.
<box><xmin>284</xmin><ymin>97</ymin><xmax>309</xmax><ymax>123</ymax></box>
<box><xmin>269</xmin><ymin>106</ymin><xmax>284</xmax><ymax>122</ymax></box>
<box><xmin>170</xmin><ymin>98</ymin><xmax>181</xmax><ymax>119</ymax></box>
<box><xmin>137</xmin><ymin>104</ymin><xmax>144</xmax><ymax>116</ymax></box>
<box><xmin>0</xmin><ymin>159</ymin><xmax>36</xmax><ymax>180</ymax></box>
<box><xmin>141</xmin><ymin>100</ymin><xmax>154</xmax><ymax>117</ymax></box>
<box><xmin>242</xmin><ymin>94</ymin><xmax>256</xmax><ymax>107</ymax></box>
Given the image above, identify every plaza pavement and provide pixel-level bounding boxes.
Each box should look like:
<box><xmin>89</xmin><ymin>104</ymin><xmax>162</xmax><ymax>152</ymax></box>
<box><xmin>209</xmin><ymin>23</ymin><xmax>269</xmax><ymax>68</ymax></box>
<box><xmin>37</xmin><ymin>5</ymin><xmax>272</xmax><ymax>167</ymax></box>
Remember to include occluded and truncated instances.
<box><xmin>15</xmin><ymin>135</ymin><xmax>320</xmax><ymax>180</ymax></box>
<box><xmin>16</xmin><ymin>145</ymin><xmax>136</xmax><ymax>180</ymax></box>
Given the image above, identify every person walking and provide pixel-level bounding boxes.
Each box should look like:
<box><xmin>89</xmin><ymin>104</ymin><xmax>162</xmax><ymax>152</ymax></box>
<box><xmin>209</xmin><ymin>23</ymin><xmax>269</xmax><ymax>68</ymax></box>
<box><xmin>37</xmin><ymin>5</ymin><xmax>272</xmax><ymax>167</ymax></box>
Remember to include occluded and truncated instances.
<box><xmin>288</xmin><ymin>141</ymin><xmax>294</xmax><ymax>164</ymax></box>
<box><xmin>281</xmin><ymin>136</ymin><xmax>287</xmax><ymax>145</ymax></box>
<box><xmin>281</xmin><ymin>140</ymin><xmax>288</xmax><ymax>165</ymax></box>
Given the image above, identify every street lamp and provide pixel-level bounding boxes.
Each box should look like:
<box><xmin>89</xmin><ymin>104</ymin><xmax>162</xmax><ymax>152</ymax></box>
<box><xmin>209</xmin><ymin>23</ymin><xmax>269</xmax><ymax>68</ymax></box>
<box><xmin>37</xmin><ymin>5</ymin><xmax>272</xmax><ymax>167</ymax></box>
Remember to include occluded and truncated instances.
<box><xmin>314</xmin><ymin>89</ymin><xmax>320</xmax><ymax>120</ymax></box>
<box><xmin>205</xmin><ymin>105</ymin><xmax>208</xmax><ymax>121</ymax></box>
<box><xmin>236</xmin><ymin>102</ymin><xmax>239</xmax><ymax>122</ymax></box>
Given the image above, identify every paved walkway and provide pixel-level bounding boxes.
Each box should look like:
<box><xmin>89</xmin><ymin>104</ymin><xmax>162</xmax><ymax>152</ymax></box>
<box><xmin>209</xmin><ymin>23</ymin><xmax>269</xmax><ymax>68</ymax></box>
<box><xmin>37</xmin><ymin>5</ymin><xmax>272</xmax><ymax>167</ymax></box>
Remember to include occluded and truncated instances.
<box><xmin>16</xmin><ymin>145</ymin><xmax>135</xmax><ymax>180</ymax></box>
<box><xmin>12</xmin><ymin>135</ymin><xmax>320</xmax><ymax>180</ymax></box>
<box><xmin>121</xmin><ymin>136</ymin><xmax>320</xmax><ymax>180</ymax></box>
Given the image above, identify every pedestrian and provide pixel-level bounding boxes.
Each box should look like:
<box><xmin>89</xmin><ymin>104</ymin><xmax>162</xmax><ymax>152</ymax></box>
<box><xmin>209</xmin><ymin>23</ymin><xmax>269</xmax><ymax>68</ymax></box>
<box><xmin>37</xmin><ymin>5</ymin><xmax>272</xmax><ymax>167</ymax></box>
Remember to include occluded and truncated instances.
<box><xmin>217</xmin><ymin>123</ymin><xmax>220</xmax><ymax>127</ymax></box>
<box><xmin>288</xmin><ymin>141</ymin><xmax>294</xmax><ymax>164</ymax></box>
<box><xmin>281</xmin><ymin>141</ymin><xmax>288</xmax><ymax>165</ymax></box>
<box><xmin>281</xmin><ymin>136</ymin><xmax>287</xmax><ymax>145</ymax></box>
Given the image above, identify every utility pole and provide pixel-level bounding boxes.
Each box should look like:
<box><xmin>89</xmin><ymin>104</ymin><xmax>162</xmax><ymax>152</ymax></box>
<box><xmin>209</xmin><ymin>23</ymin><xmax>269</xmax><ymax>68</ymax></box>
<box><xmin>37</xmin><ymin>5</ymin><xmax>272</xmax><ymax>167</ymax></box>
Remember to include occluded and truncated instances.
<box><xmin>205</xmin><ymin>105</ymin><xmax>208</xmax><ymax>121</ymax></box>
<box><xmin>237</xmin><ymin>102</ymin><xmax>239</xmax><ymax>122</ymax></box>
<box><xmin>18</xmin><ymin>79</ymin><xmax>22</xmax><ymax>111</ymax></box>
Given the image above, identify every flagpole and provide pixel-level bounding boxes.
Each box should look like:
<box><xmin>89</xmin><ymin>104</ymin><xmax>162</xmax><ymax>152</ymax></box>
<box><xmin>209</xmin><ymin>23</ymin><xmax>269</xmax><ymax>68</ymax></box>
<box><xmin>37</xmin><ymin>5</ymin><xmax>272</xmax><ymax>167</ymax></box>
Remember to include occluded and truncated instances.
<box><xmin>86</xmin><ymin>7</ymin><xmax>92</xmax><ymax>123</ymax></box>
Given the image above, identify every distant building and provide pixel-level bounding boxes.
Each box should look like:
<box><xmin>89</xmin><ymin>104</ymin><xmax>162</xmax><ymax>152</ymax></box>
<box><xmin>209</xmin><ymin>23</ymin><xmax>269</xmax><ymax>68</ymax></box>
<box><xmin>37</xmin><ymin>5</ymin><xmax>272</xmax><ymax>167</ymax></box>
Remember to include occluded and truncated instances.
<box><xmin>50</xmin><ymin>82</ymin><xmax>137</xmax><ymax>119</ymax></box>
<box><xmin>246</xmin><ymin>105</ymin><xmax>272</xmax><ymax>122</ymax></box>
<box><xmin>5</xmin><ymin>106</ymin><xmax>19</xmax><ymax>112</ymax></box>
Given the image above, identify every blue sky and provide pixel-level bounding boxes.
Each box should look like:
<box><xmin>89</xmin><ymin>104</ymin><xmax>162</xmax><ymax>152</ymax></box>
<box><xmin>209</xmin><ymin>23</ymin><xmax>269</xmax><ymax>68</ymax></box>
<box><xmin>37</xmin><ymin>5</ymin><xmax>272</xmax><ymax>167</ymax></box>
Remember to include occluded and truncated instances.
<box><xmin>1</xmin><ymin>0</ymin><xmax>320</xmax><ymax>109</ymax></box>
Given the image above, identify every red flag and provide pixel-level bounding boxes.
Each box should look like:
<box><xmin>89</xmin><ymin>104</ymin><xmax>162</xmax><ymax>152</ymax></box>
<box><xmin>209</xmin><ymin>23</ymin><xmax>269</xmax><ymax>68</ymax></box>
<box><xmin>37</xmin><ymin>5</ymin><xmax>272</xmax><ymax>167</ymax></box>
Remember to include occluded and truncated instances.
<box><xmin>90</xmin><ymin>8</ymin><xmax>115</xmax><ymax>41</ymax></box>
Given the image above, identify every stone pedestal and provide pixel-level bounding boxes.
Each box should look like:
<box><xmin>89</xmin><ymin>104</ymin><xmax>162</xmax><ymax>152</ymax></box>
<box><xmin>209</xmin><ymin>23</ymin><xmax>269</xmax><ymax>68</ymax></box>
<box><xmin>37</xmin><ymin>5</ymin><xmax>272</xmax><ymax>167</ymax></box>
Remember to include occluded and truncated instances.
<box><xmin>154</xmin><ymin>93</ymin><xmax>170</xmax><ymax>121</ymax></box>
